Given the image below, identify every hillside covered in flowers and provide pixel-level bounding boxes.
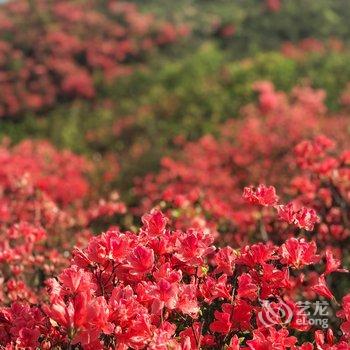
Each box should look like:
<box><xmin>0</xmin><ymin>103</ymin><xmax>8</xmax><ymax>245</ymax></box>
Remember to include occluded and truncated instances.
<box><xmin>0</xmin><ymin>0</ymin><xmax>349</xmax><ymax>349</ymax></box>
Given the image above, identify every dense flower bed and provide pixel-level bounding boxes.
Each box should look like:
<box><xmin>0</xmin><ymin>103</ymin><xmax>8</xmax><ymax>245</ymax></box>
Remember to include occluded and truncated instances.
<box><xmin>1</xmin><ymin>0</ymin><xmax>350</xmax><ymax>347</ymax></box>
<box><xmin>0</xmin><ymin>209</ymin><xmax>349</xmax><ymax>349</ymax></box>
<box><xmin>135</xmin><ymin>83</ymin><xmax>350</xmax><ymax>252</ymax></box>
<box><xmin>0</xmin><ymin>139</ymin><xmax>125</xmax><ymax>306</ymax></box>
<box><xmin>0</xmin><ymin>87</ymin><xmax>349</xmax><ymax>347</ymax></box>
<box><xmin>0</xmin><ymin>0</ymin><xmax>188</xmax><ymax>118</ymax></box>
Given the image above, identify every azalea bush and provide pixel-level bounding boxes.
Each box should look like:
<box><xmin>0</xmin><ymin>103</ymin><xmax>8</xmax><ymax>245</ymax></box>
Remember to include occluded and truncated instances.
<box><xmin>0</xmin><ymin>0</ymin><xmax>188</xmax><ymax>119</ymax></box>
<box><xmin>2</xmin><ymin>44</ymin><xmax>350</xmax><ymax>190</ymax></box>
<box><xmin>0</xmin><ymin>209</ymin><xmax>349</xmax><ymax>349</ymax></box>
<box><xmin>1</xmin><ymin>1</ymin><xmax>350</xmax><ymax>348</ymax></box>
<box><xmin>0</xmin><ymin>139</ymin><xmax>125</xmax><ymax>306</ymax></box>
<box><xmin>0</xmin><ymin>93</ymin><xmax>349</xmax><ymax>348</ymax></box>
<box><xmin>135</xmin><ymin>83</ymin><xmax>350</xmax><ymax>251</ymax></box>
<box><xmin>0</xmin><ymin>132</ymin><xmax>348</xmax><ymax>348</ymax></box>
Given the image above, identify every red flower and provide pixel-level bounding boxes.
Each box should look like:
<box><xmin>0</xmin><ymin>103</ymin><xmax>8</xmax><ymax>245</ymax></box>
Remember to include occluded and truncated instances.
<box><xmin>141</xmin><ymin>209</ymin><xmax>168</xmax><ymax>236</ymax></box>
<box><xmin>128</xmin><ymin>246</ymin><xmax>155</xmax><ymax>276</ymax></box>
<box><xmin>237</xmin><ymin>273</ymin><xmax>258</xmax><ymax>301</ymax></box>
<box><xmin>276</xmin><ymin>203</ymin><xmax>296</xmax><ymax>224</ymax></box>
<box><xmin>293</xmin><ymin>207</ymin><xmax>319</xmax><ymax>231</ymax></box>
<box><xmin>312</xmin><ymin>274</ymin><xmax>334</xmax><ymax>300</ymax></box>
<box><xmin>209</xmin><ymin>303</ymin><xmax>233</xmax><ymax>334</ymax></box>
<box><xmin>227</xmin><ymin>335</ymin><xmax>240</xmax><ymax>350</ymax></box>
<box><xmin>243</xmin><ymin>185</ymin><xmax>279</xmax><ymax>206</ymax></box>
<box><xmin>247</xmin><ymin>328</ymin><xmax>297</xmax><ymax>350</ymax></box>
<box><xmin>214</xmin><ymin>246</ymin><xmax>236</xmax><ymax>275</ymax></box>
<box><xmin>58</xmin><ymin>265</ymin><xmax>96</xmax><ymax>295</ymax></box>
<box><xmin>280</xmin><ymin>238</ymin><xmax>319</xmax><ymax>268</ymax></box>
<box><xmin>277</xmin><ymin>203</ymin><xmax>319</xmax><ymax>231</ymax></box>
<box><xmin>337</xmin><ymin>294</ymin><xmax>350</xmax><ymax>339</ymax></box>
<box><xmin>325</xmin><ymin>249</ymin><xmax>348</xmax><ymax>275</ymax></box>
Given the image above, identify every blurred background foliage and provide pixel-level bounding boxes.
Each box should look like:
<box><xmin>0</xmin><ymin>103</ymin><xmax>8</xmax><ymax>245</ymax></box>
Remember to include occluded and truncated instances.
<box><xmin>1</xmin><ymin>0</ymin><xmax>350</xmax><ymax>200</ymax></box>
<box><xmin>133</xmin><ymin>0</ymin><xmax>350</xmax><ymax>56</ymax></box>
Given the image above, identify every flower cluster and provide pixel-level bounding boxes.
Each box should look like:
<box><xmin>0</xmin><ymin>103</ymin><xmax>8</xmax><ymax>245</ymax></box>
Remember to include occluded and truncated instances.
<box><xmin>0</xmin><ymin>139</ymin><xmax>125</xmax><ymax>305</ymax></box>
<box><xmin>242</xmin><ymin>184</ymin><xmax>319</xmax><ymax>231</ymax></box>
<box><xmin>136</xmin><ymin>83</ymin><xmax>349</xmax><ymax>246</ymax></box>
<box><xmin>266</xmin><ymin>0</ymin><xmax>281</xmax><ymax>12</ymax></box>
<box><xmin>0</xmin><ymin>210</ymin><xmax>349</xmax><ymax>349</ymax></box>
<box><xmin>281</xmin><ymin>38</ymin><xmax>344</xmax><ymax>60</ymax></box>
<box><xmin>0</xmin><ymin>0</ymin><xmax>189</xmax><ymax>118</ymax></box>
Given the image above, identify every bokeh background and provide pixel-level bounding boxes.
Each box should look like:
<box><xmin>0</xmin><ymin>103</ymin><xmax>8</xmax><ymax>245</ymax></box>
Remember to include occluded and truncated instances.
<box><xmin>1</xmin><ymin>0</ymin><xmax>350</xmax><ymax>212</ymax></box>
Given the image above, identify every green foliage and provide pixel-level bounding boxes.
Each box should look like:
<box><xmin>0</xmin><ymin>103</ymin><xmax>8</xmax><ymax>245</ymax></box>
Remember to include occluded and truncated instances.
<box><xmin>3</xmin><ymin>44</ymin><xmax>350</xmax><ymax>195</ymax></box>
<box><xmin>132</xmin><ymin>0</ymin><xmax>350</xmax><ymax>58</ymax></box>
